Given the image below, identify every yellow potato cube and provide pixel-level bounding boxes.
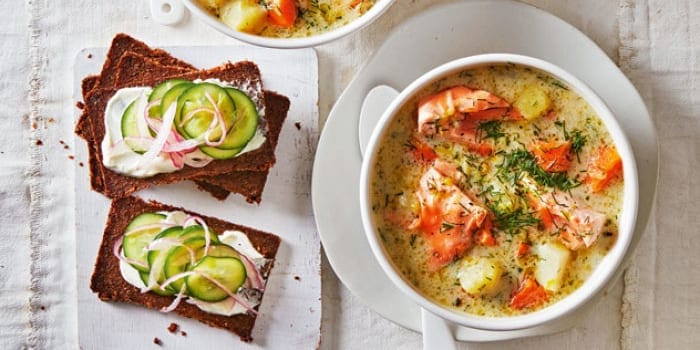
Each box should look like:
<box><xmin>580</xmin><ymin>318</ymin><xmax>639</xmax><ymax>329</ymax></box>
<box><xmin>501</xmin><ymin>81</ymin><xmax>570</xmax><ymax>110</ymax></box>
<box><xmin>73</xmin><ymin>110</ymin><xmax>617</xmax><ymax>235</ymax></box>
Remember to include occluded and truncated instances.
<box><xmin>534</xmin><ymin>241</ymin><xmax>571</xmax><ymax>291</ymax></box>
<box><xmin>219</xmin><ymin>0</ymin><xmax>268</xmax><ymax>34</ymax></box>
<box><xmin>457</xmin><ymin>258</ymin><xmax>503</xmax><ymax>296</ymax></box>
<box><xmin>514</xmin><ymin>86</ymin><xmax>551</xmax><ymax>121</ymax></box>
<box><xmin>197</xmin><ymin>0</ymin><xmax>229</xmax><ymax>9</ymax></box>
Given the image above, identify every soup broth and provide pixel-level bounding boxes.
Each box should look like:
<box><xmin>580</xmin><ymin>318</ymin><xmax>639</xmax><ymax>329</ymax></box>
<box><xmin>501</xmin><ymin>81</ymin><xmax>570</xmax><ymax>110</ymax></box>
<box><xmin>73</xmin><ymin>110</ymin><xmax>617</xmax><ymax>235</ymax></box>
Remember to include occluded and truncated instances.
<box><xmin>370</xmin><ymin>64</ymin><xmax>624</xmax><ymax>316</ymax></box>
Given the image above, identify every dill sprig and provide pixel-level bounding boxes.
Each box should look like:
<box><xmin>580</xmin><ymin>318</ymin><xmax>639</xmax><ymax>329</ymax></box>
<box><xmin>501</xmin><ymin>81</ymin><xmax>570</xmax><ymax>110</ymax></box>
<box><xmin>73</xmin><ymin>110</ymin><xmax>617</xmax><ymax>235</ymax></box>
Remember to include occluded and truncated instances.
<box><xmin>555</xmin><ymin>120</ymin><xmax>587</xmax><ymax>161</ymax></box>
<box><xmin>477</xmin><ymin>120</ymin><xmax>505</xmax><ymax>141</ymax></box>
<box><xmin>497</xmin><ymin>149</ymin><xmax>580</xmax><ymax>190</ymax></box>
<box><xmin>489</xmin><ymin>206</ymin><xmax>540</xmax><ymax>234</ymax></box>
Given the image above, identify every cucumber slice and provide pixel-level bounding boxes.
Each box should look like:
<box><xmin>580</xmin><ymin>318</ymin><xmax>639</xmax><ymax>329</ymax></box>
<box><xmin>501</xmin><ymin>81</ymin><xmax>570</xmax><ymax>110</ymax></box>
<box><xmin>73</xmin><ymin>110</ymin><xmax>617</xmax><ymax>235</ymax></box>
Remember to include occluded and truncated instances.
<box><xmin>213</xmin><ymin>88</ymin><xmax>259</xmax><ymax>150</ymax></box>
<box><xmin>199</xmin><ymin>145</ymin><xmax>242</xmax><ymax>160</ymax></box>
<box><xmin>122</xmin><ymin>212</ymin><xmax>167</xmax><ymax>272</ymax></box>
<box><xmin>203</xmin><ymin>244</ymin><xmax>239</xmax><ymax>259</ymax></box>
<box><xmin>160</xmin><ymin>82</ymin><xmax>195</xmax><ymax>121</ymax></box>
<box><xmin>145</xmin><ymin>226</ymin><xmax>184</xmax><ymax>295</ymax></box>
<box><xmin>125</xmin><ymin>212</ymin><xmax>167</xmax><ymax>231</ymax></box>
<box><xmin>186</xmin><ymin>256</ymin><xmax>246</xmax><ymax>302</ymax></box>
<box><xmin>163</xmin><ymin>237</ymin><xmax>207</xmax><ymax>291</ymax></box>
<box><xmin>179</xmin><ymin>225</ymin><xmax>221</xmax><ymax>244</ymax></box>
<box><xmin>148</xmin><ymin>79</ymin><xmax>190</xmax><ymax>118</ymax></box>
<box><xmin>120</xmin><ymin>99</ymin><xmax>149</xmax><ymax>154</ymax></box>
<box><xmin>175</xmin><ymin>83</ymin><xmax>236</xmax><ymax>142</ymax></box>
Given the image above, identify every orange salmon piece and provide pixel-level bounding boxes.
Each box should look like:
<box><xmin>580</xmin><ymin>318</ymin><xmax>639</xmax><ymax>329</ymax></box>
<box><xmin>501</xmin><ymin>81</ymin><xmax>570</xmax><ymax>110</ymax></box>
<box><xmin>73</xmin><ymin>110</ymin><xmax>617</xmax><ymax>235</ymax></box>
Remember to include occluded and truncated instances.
<box><xmin>510</xmin><ymin>275</ymin><xmax>548</xmax><ymax>310</ymax></box>
<box><xmin>414</xmin><ymin>161</ymin><xmax>491</xmax><ymax>270</ymax></box>
<box><xmin>529</xmin><ymin>140</ymin><xmax>572</xmax><ymax>173</ymax></box>
<box><xmin>586</xmin><ymin>145</ymin><xmax>622</xmax><ymax>193</ymax></box>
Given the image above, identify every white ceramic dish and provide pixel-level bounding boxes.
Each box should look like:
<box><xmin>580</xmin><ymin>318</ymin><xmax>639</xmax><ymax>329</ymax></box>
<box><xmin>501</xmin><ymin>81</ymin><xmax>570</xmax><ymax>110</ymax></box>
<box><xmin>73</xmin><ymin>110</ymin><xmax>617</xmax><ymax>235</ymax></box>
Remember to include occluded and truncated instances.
<box><xmin>151</xmin><ymin>0</ymin><xmax>397</xmax><ymax>49</ymax></box>
<box><xmin>359</xmin><ymin>54</ymin><xmax>639</xmax><ymax>332</ymax></box>
<box><xmin>312</xmin><ymin>0</ymin><xmax>658</xmax><ymax>342</ymax></box>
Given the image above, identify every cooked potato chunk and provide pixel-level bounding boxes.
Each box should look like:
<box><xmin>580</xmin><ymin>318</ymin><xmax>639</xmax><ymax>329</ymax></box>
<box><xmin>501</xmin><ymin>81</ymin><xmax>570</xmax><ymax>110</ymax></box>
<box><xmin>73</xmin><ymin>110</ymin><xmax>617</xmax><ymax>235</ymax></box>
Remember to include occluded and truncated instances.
<box><xmin>534</xmin><ymin>241</ymin><xmax>571</xmax><ymax>291</ymax></box>
<box><xmin>514</xmin><ymin>86</ymin><xmax>551</xmax><ymax>121</ymax></box>
<box><xmin>197</xmin><ymin>0</ymin><xmax>229</xmax><ymax>10</ymax></box>
<box><xmin>219</xmin><ymin>0</ymin><xmax>268</xmax><ymax>34</ymax></box>
<box><xmin>457</xmin><ymin>258</ymin><xmax>503</xmax><ymax>296</ymax></box>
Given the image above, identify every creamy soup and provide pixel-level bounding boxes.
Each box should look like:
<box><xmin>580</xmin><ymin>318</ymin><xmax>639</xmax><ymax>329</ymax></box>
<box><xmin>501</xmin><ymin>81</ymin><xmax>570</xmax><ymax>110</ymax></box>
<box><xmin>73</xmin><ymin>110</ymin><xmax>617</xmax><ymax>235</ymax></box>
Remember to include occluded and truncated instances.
<box><xmin>197</xmin><ymin>0</ymin><xmax>376</xmax><ymax>38</ymax></box>
<box><xmin>370</xmin><ymin>64</ymin><xmax>624</xmax><ymax>317</ymax></box>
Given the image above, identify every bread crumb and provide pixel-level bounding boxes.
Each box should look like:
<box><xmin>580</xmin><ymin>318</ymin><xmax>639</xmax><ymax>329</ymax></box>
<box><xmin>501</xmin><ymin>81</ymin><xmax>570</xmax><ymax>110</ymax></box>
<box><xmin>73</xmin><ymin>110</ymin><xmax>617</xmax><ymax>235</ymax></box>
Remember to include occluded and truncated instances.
<box><xmin>294</xmin><ymin>122</ymin><xmax>301</xmax><ymax>130</ymax></box>
<box><xmin>294</xmin><ymin>275</ymin><xmax>301</xmax><ymax>281</ymax></box>
<box><xmin>153</xmin><ymin>337</ymin><xmax>162</xmax><ymax>346</ymax></box>
<box><xmin>87</xmin><ymin>53</ymin><xmax>93</xmax><ymax>59</ymax></box>
<box><xmin>167</xmin><ymin>323</ymin><xmax>179</xmax><ymax>334</ymax></box>
<box><xmin>68</xmin><ymin>155</ymin><xmax>74</xmax><ymax>160</ymax></box>
<box><xmin>31</xmin><ymin>122</ymin><xmax>37</xmax><ymax>129</ymax></box>
<box><xmin>76</xmin><ymin>101</ymin><xmax>85</xmax><ymax>109</ymax></box>
<box><xmin>48</xmin><ymin>117</ymin><xmax>55</xmax><ymax>123</ymax></box>
<box><xmin>180</xmin><ymin>331</ymin><xmax>187</xmax><ymax>337</ymax></box>
<box><xmin>35</xmin><ymin>140</ymin><xmax>43</xmax><ymax>146</ymax></box>
<box><xmin>79</xmin><ymin>162</ymin><xmax>84</xmax><ymax>167</ymax></box>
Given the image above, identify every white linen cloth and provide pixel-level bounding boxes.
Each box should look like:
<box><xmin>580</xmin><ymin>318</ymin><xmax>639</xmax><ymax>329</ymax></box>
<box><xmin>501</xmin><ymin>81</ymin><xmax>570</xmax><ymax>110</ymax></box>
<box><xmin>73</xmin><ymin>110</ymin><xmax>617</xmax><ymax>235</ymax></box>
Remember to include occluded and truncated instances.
<box><xmin>1</xmin><ymin>0</ymin><xmax>697</xmax><ymax>349</ymax></box>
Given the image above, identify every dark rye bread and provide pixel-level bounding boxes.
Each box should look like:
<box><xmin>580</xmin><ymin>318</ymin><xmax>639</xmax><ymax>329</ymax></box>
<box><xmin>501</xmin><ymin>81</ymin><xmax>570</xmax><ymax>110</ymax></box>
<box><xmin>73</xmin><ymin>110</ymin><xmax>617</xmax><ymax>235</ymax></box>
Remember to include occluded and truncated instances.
<box><xmin>106</xmin><ymin>52</ymin><xmax>290</xmax><ymax>202</ymax></box>
<box><xmin>90</xmin><ymin>196</ymin><xmax>281</xmax><ymax>342</ymax></box>
<box><xmin>81</xmin><ymin>90</ymin><xmax>287</xmax><ymax>202</ymax></box>
<box><xmin>75</xmin><ymin>34</ymin><xmax>288</xmax><ymax>202</ymax></box>
<box><xmin>75</xmin><ymin>75</ymin><xmax>99</xmax><ymax>140</ymax></box>
<box><xmin>97</xmin><ymin>33</ymin><xmax>195</xmax><ymax>89</ymax></box>
<box><xmin>84</xmin><ymin>61</ymin><xmax>278</xmax><ymax>198</ymax></box>
<box><xmin>79</xmin><ymin>53</ymin><xmax>203</xmax><ymax>194</ymax></box>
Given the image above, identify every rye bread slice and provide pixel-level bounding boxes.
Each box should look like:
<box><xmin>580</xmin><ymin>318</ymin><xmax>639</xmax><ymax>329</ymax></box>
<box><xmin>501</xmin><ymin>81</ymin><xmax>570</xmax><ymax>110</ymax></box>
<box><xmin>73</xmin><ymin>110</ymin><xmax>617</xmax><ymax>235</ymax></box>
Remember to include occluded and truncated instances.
<box><xmin>74</xmin><ymin>35</ymin><xmax>287</xmax><ymax>202</ymax></box>
<box><xmin>82</xmin><ymin>90</ymin><xmax>287</xmax><ymax>203</ymax></box>
<box><xmin>84</xmin><ymin>61</ymin><xmax>277</xmax><ymax>199</ymax></box>
<box><xmin>96</xmin><ymin>33</ymin><xmax>195</xmax><ymax>89</ymax></box>
<box><xmin>75</xmin><ymin>75</ymin><xmax>100</xmax><ymax>140</ymax></box>
<box><xmin>90</xmin><ymin>196</ymin><xmax>280</xmax><ymax>342</ymax></box>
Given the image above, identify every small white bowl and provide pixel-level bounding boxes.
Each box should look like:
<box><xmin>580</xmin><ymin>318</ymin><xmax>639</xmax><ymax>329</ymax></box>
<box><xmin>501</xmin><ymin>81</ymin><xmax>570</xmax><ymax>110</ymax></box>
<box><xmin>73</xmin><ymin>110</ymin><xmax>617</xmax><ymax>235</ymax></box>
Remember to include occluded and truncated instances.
<box><xmin>181</xmin><ymin>0</ymin><xmax>397</xmax><ymax>49</ymax></box>
<box><xmin>359</xmin><ymin>54</ymin><xmax>639</xmax><ymax>331</ymax></box>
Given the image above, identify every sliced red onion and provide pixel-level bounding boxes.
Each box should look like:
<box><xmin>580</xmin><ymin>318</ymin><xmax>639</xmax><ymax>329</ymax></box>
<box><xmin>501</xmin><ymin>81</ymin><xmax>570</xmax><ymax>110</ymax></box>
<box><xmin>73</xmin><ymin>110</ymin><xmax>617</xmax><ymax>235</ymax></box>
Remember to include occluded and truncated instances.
<box><xmin>159</xmin><ymin>271</ymin><xmax>199</xmax><ymax>291</ymax></box>
<box><xmin>146</xmin><ymin>237</ymin><xmax>183</xmax><ymax>251</ymax></box>
<box><xmin>184</xmin><ymin>156</ymin><xmax>213</xmax><ymax>168</ymax></box>
<box><xmin>139</xmin><ymin>103</ymin><xmax>176</xmax><ymax>168</ymax></box>
<box><xmin>112</xmin><ymin>236</ymin><xmax>149</xmax><ymax>269</ymax></box>
<box><xmin>143</xmin><ymin>99</ymin><xmax>162</xmax><ymax>135</ymax></box>
<box><xmin>145</xmin><ymin>116</ymin><xmax>162</xmax><ymax>134</ymax></box>
<box><xmin>203</xmin><ymin>92</ymin><xmax>228</xmax><ymax>147</ymax></box>
<box><xmin>162</xmin><ymin>138</ymin><xmax>202</xmax><ymax>153</ymax></box>
<box><xmin>169</xmin><ymin>150</ymin><xmax>185</xmax><ymax>169</ymax></box>
<box><xmin>179</xmin><ymin>107</ymin><xmax>214</xmax><ymax>128</ymax></box>
<box><xmin>182</xmin><ymin>215</ymin><xmax>200</xmax><ymax>227</ymax></box>
<box><xmin>195</xmin><ymin>271</ymin><xmax>258</xmax><ymax>315</ymax></box>
<box><xmin>161</xmin><ymin>285</ymin><xmax>187</xmax><ymax>313</ymax></box>
<box><xmin>239</xmin><ymin>254</ymin><xmax>265</xmax><ymax>290</ymax></box>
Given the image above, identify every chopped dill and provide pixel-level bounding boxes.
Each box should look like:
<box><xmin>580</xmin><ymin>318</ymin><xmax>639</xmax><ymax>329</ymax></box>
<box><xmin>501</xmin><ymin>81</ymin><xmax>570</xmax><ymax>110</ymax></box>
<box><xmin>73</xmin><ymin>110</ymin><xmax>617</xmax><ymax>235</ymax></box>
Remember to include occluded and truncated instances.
<box><xmin>477</xmin><ymin>120</ymin><xmax>505</xmax><ymax>141</ymax></box>
<box><xmin>497</xmin><ymin>149</ymin><xmax>580</xmax><ymax>190</ymax></box>
<box><xmin>555</xmin><ymin>120</ymin><xmax>587</xmax><ymax>161</ymax></box>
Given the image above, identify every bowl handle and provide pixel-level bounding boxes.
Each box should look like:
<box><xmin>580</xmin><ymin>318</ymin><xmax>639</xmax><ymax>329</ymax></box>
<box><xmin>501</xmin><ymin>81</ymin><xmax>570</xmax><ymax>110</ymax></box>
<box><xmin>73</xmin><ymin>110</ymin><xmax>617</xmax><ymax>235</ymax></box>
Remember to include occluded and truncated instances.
<box><xmin>150</xmin><ymin>0</ymin><xmax>186</xmax><ymax>25</ymax></box>
<box><xmin>422</xmin><ymin>307</ymin><xmax>457</xmax><ymax>350</ymax></box>
<box><xmin>359</xmin><ymin>85</ymin><xmax>399</xmax><ymax>157</ymax></box>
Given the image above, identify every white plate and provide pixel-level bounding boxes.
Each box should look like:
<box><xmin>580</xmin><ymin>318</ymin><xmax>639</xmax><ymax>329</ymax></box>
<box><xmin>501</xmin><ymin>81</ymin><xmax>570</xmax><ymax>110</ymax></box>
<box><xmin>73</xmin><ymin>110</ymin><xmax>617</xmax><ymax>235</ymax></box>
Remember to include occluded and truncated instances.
<box><xmin>75</xmin><ymin>46</ymin><xmax>321</xmax><ymax>349</ymax></box>
<box><xmin>312</xmin><ymin>0</ymin><xmax>657</xmax><ymax>342</ymax></box>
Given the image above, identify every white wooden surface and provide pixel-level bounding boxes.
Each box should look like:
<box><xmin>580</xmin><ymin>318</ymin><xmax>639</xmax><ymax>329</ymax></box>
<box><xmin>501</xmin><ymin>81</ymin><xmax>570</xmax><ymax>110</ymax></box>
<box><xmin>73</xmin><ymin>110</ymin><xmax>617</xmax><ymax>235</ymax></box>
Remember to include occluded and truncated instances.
<box><xmin>74</xmin><ymin>46</ymin><xmax>320</xmax><ymax>349</ymax></box>
<box><xmin>2</xmin><ymin>0</ymin><xmax>699</xmax><ymax>349</ymax></box>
